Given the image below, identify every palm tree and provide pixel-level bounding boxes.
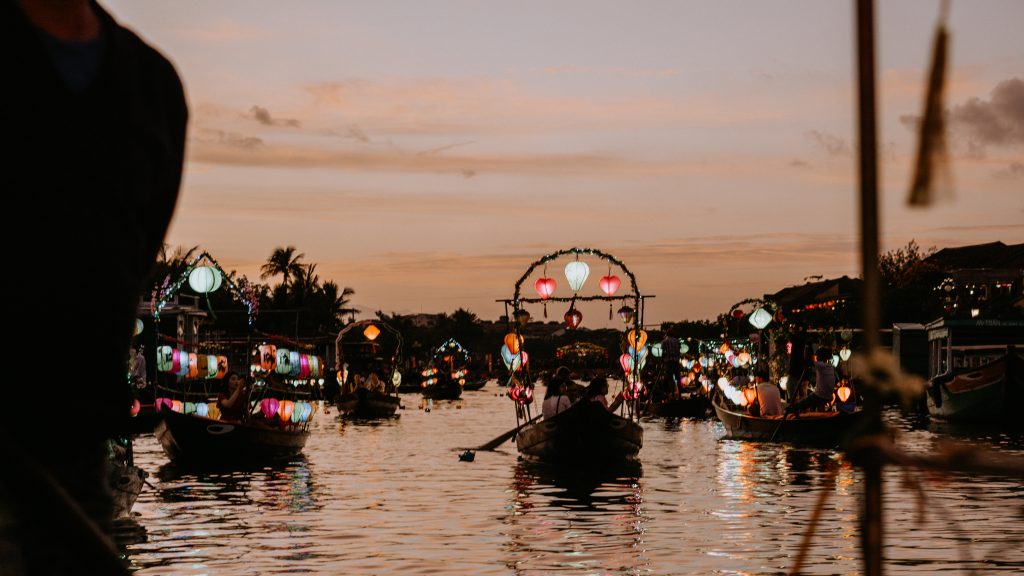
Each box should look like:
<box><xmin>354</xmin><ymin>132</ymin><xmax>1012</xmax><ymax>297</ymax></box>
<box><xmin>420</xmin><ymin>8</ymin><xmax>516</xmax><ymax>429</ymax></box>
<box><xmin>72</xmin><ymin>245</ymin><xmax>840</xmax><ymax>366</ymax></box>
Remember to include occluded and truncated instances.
<box><xmin>260</xmin><ymin>246</ymin><xmax>306</xmax><ymax>289</ymax></box>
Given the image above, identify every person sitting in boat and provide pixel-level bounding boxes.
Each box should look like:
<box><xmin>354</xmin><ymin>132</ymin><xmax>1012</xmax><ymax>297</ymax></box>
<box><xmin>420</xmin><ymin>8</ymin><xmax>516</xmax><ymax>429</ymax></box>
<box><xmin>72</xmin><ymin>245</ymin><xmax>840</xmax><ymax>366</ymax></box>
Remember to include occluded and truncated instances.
<box><xmin>751</xmin><ymin>368</ymin><xmax>784</xmax><ymax>418</ymax></box>
<box><xmin>785</xmin><ymin>347</ymin><xmax>836</xmax><ymax>416</ymax></box>
<box><xmin>217</xmin><ymin>371</ymin><xmax>249</xmax><ymax>421</ymax></box>
<box><xmin>552</xmin><ymin>365</ymin><xmax>584</xmax><ymax>401</ymax></box>
<box><xmin>542</xmin><ymin>376</ymin><xmax>572</xmax><ymax>419</ymax></box>
<box><xmin>660</xmin><ymin>324</ymin><xmax>682</xmax><ymax>396</ymax></box>
<box><xmin>584</xmin><ymin>376</ymin><xmax>625</xmax><ymax>412</ymax></box>
<box><xmin>366</xmin><ymin>371</ymin><xmax>384</xmax><ymax>393</ymax></box>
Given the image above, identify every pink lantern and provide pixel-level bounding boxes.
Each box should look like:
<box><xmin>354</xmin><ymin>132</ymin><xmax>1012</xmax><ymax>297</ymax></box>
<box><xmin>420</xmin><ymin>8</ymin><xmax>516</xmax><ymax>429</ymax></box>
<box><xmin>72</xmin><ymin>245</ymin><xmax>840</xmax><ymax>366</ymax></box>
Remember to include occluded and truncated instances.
<box><xmin>171</xmin><ymin>349</ymin><xmax>182</xmax><ymax>373</ymax></box>
<box><xmin>599</xmin><ymin>275</ymin><xmax>621</xmax><ymax>296</ymax></box>
<box><xmin>171</xmin><ymin>399</ymin><xmax>183</xmax><ymax>413</ymax></box>
<box><xmin>619</xmin><ymin>353</ymin><xmax>633</xmax><ymax>373</ymax></box>
<box><xmin>261</xmin><ymin>397</ymin><xmax>279</xmax><ymax>420</ymax></box>
<box><xmin>299</xmin><ymin>354</ymin><xmax>311</xmax><ymax>379</ymax></box>
<box><xmin>155</xmin><ymin>397</ymin><xmax>173</xmax><ymax>412</ymax></box>
<box><xmin>534</xmin><ymin>277</ymin><xmax>556</xmax><ymax>299</ymax></box>
<box><xmin>129</xmin><ymin>398</ymin><xmax>141</xmax><ymax>417</ymax></box>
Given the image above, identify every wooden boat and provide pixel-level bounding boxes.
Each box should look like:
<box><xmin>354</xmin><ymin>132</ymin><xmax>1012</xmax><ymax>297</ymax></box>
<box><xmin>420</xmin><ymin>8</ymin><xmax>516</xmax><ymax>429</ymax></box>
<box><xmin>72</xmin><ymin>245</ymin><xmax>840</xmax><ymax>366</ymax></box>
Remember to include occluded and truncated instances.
<box><xmin>420</xmin><ymin>338</ymin><xmax>476</xmax><ymax>399</ymax></box>
<box><xmin>337</xmin><ymin>387</ymin><xmax>401</xmax><ymax>418</ymax></box>
<box><xmin>462</xmin><ymin>378</ymin><xmax>488</xmax><ymax>391</ymax></box>
<box><xmin>646</xmin><ymin>390</ymin><xmax>711</xmax><ymax>418</ymax></box>
<box><xmin>927</xmin><ymin>349</ymin><xmax>1023</xmax><ymax>424</ymax></box>
<box><xmin>924</xmin><ymin>319</ymin><xmax>1024</xmax><ymax>424</ymax></box>
<box><xmin>516</xmin><ymin>400</ymin><xmax>643</xmax><ymax>464</ymax></box>
<box><xmin>155</xmin><ymin>409</ymin><xmax>309</xmax><ymax>464</ymax></box>
<box><xmin>712</xmin><ymin>395</ymin><xmax>860</xmax><ymax>444</ymax></box>
<box><xmin>335</xmin><ymin>320</ymin><xmax>404</xmax><ymax>417</ymax></box>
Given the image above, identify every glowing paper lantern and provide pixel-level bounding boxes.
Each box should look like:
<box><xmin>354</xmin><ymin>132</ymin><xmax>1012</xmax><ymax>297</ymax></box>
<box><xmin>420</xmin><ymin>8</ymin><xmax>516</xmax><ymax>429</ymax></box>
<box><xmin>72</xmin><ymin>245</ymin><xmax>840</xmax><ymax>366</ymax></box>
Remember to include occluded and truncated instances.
<box><xmin>134</xmin><ymin>319</ymin><xmax>144</xmax><ymax>336</ymax></box>
<box><xmin>184</xmin><ymin>402</ymin><xmax>196</xmax><ymax>415</ymax></box>
<box><xmin>749</xmin><ymin>308</ymin><xmax>773</xmax><ymax>330</ymax></box>
<box><xmin>839</xmin><ymin>348</ymin><xmax>852</xmax><ymax>362</ymax></box>
<box><xmin>363</xmin><ymin>324</ymin><xmax>381</xmax><ymax>341</ymax></box>
<box><xmin>175</xmin><ymin>350</ymin><xmax>190</xmax><ymax>376</ymax></box>
<box><xmin>188</xmin><ymin>265</ymin><xmax>222</xmax><ymax>294</ymax></box>
<box><xmin>743</xmin><ymin>387</ymin><xmax>757</xmax><ymax>406</ymax></box>
<box><xmin>206</xmin><ymin>355</ymin><xmax>219</xmax><ymax>378</ymax></box>
<box><xmin>830</xmin><ymin>355</ymin><xmax>840</xmax><ymax>368</ymax></box>
<box><xmin>599</xmin><ymin>275</ymin><xmax>621</xmax><ymax>296</ymax></box>
<box><xmin>261</xmin><ymin>397</ymin><xmax>279</xmax><ymax>420</ymax></box>
<box><xmin>157</xmin><ymin>346</ymin><xmax>174</xmax><ymax>372</ymax></box>
<box><xmin>299</xmin><ymin>354</ymin><xmax>311</xmax><ymax>379</ymax></box>
<box><xmin>534</xmin><ymin>277</ymin><xmax>557</xmax><ymax>299</ymax></box>
<box><xmin>129</xmin><ymin>399</ymin><xmax>140</xmax><ymax>417</ymax></box>
<box><xmin>780</xmin><ymin>376</ymin><xmax>789</xmax><ymax>391</ymax></box>
<box><xmin>737</xmin><ymin>352</ymin><xmax>751</xmax><ymax>366</ymax></box>
<box><xmin>288</xmin><ymin>351</ymin><xmax>302</xmax><ymax>377</ymax></box>
<box><xmin>171</xmin><ymin>400</ymin><xmax>183</xmax><ymax>413</ymax></box>
<box><xmin>310</xmin><ymin>356</ymin><xmax>321</xmax><ymax>378</ymax></box>
<box><xmin>216</xmin><ymin>356</ymin><xmax>228</xmax><ymax>379</ymax></box>
<box><xmin>195</xmin><ymin>402</ymin><xmax>209</xmax><ymax>417</ymax></box>
<box><xmin>564</xmin><ymin>308</ymin><xmax>583</xmax><ymax>329</ymax></box>
<box><xmin>731</xmin><ymin>309</ymin><xmax>745</xmax><ymax>319</ymax></box>
<box><xmin>500</xmin><ymin>344</ymin><xmax>515</xmax><ymax>368</ymax></box>
<box><xmin>155</xmin><ymin>397</ymin><xmax>173</xmax><ymax>412</ymax></box>
<box><xmin>564</xmin><ymin>261</ymin><xmax>590</xmax><ymax>292</ymax></box>
<box><xmin>619</xmin><ymin>353</ymin><xmax>634</xmax><ymax>373</ymax></box>
<box><xmin>680</xmin><ymin>342</ymin><xmax>689</xmax><ymax>354</ymax></box>
<box><xmin>719</xmin><ymin>342</ymin><xmax>731</xmax><ymax>354</ymax></box>
<box><xmin>207</xmin><ymin>403</ymin><xmax>221</xmax><ymax>420</ymax></box>
<box><xmin>651</xmin><ymin>343</ymin><xmax>663</xmax><ymax>358</ymax></box>
<box><xmin>275</xmin><ymin>349</ymin><xmax>292</xmax><ymax>375</ymax></box>
<box><xmin>837</xmin><ymin>384</ymin><xmax>852</xmax><ymax>402</ymax></box>
<box><xmin>617</xmin><ymin>306</ymin><xmax>634</xmax><ymax>324</ymax></box>
<box><xmin>188</xmin><ymin>353</ymin><xmax>199</xmax><ymax>378</ymax></box>
<box><xmin>504</xmin><ymin>333</ymin><xmax>523</xmax><ymax>355</ymax></box>
<box><xmin>259</xmin><ymin>344</ymin><xmax>278</xmax><ymax>372</ymax></box>
<box><xmin>627</xmin><ymin>329</ymin><xmax>648</xmax><ymax>350</ymax></box>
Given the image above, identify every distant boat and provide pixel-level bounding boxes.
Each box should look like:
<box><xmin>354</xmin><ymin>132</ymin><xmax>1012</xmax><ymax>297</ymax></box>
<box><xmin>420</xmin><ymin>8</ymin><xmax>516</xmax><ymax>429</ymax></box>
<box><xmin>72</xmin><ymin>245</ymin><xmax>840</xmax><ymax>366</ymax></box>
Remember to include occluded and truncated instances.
<box><xmin>335</xmin><ymin>320</ymin><xmax>404</xmax><ymax>418</ymax></box>
<box><xmin>924</xmin><ymin>318</ymin><xmax>1024</xmax><ymax>425</ymax></box>
<box><xmin>712</xmin><ymin>395</ymin><xmax>860</xmax><ymax>445</ymax></box>
<box><xmin>516</xmin><ymin>401</ymin><xmax>643</xmax><ymax>464</ymax></box>
<box><xmin>337</xmin><ymin>387</ymin><xmax>401</xmax><ymax>418</ymax></box>
<box><xmin>645</xmin><ymin>390</ymin><xmax>711</xmax><ymax>418</ymax></box>
<box><xmin>155</xmin><ymin>409</ymin><xmax>309</xmax><ymax>464</ymax></box>
<box><xmin>462</xmin><ymin>378</ymin><xmax>488</xmax><ymax>391</ymax></box>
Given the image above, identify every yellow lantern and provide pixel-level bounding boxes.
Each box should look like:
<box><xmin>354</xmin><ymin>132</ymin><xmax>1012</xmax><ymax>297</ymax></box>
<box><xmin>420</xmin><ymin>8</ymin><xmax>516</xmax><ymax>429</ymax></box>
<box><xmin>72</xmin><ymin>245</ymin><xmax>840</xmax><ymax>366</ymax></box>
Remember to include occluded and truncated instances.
<box><xmin>364</xmin><ymin>324</ymin><xmax>381</xmax><ymax>341</ymax></box>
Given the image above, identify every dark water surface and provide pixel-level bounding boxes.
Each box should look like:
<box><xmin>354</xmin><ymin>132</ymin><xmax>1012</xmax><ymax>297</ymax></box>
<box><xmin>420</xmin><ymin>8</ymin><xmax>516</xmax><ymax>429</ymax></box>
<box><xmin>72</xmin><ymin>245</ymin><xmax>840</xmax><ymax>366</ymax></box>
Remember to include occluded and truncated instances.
<box><xmin>124</xmin><ymin>385</ymin><xmax>1024</xmax><ymax>575</ymax></box>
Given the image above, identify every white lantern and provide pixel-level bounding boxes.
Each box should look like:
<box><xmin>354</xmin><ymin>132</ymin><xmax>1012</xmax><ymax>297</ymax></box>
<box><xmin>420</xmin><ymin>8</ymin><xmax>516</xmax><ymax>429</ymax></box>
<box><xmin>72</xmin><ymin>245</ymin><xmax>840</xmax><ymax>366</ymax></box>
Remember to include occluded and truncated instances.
<box><xmin>749</xmin><ymin>307</ymin><xmax>773</xmax><ymax>330</ymax></box>
<box><xmin>188</xmin><ymin>265</ymin><xmax>222</xmax><ymax>294</ymax></box>
<box><xmin>651</xmin><ymin>343</ymin><xmax>663</xmax><ymax>358</ymax></box>
<box><xmin>564</xmin><ymin>261</ymin><xmax>590</xmax><ymax>292</ymax></box>
<box><xmin>840</xmin><ymin>348</ymin><xmax>852</xmax><ymax>362</ymax></box>
<box><xmin>830</xmin><ymin>354</ymin><xmax>840</xmax><ymax>367</ymax></box>
<box><xmin>134</xmin><ymin>319</ymin><xmax>144</xmax><ymax>336</ymax></box>
<box><xmin>779</xmin><ymin>376</ymin><xmax>789</xmax><ymax>391</ymax></box>
<box><xmin>680</xmin><ymin>342</ymin><xmax>689</xmax><ymax>354</ymax></box>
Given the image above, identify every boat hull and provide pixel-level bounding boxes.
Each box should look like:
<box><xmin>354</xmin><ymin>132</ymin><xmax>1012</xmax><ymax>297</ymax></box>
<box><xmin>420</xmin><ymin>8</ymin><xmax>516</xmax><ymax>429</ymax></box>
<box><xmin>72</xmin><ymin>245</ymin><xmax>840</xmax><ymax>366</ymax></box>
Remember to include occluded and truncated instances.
<box><xmin>337</xmin><ymin>389</ymin><xmax>401</xmax><ymax>418</ymax></box>
<box><xmin>713</xmin><ymin>398</ymin><xmax>860</xmax><ymax>445</ymax></box>
<box><xmin>516</xmin><ymin>402</ymin><xmax>643</xmax><ymax>464</ymax></box>
<box><xmin>927</xmin><ymin>352</ymin><xmax>1023</xmax><ymax>424</ymax></box>
<box><xmin>422</xmin><ymin>378</ymin><xmax>463</xmax><ymax>400</ymax></box>
<box><xmin>462</xmin><ymin>378</ymin><xmax>487</xmax><ymax>391</ymax></box>
<box><xmin>155</xmin><ymin>409</ymin><xmax>309</xmax><ymax>464</ymax></box>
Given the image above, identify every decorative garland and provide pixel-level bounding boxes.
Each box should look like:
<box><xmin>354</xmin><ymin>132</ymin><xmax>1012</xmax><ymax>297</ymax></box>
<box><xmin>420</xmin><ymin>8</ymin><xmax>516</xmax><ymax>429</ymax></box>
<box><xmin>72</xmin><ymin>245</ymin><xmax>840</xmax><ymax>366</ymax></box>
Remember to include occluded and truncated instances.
<box><xmin>151</xmin><ymin>251</ymin><xmax>259</xmax><ymax>325</ymax></box>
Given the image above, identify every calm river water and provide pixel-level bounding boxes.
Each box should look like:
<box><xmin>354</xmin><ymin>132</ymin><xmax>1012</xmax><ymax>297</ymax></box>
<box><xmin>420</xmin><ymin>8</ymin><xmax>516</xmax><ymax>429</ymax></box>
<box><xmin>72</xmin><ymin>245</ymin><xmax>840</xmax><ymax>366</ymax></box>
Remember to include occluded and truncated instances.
<box><xmin>123</xmin><ymin>384</ymin><xmax>1023</xmax><ymax>575</ymax></box>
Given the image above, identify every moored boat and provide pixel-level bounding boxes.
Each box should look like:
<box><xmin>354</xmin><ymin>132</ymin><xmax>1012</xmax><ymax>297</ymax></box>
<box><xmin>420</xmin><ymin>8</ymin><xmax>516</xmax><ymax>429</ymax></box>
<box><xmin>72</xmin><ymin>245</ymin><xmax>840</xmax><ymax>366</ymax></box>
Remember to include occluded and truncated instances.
<box><xmin>712</xmin><ymin>395</ymin><xmax>860</xmax><ymax>444</ymax></box>
<box><xmin>923</xmin><ymin>318</ymin><xmax>1024</xmax><ymax>425</ymax></box>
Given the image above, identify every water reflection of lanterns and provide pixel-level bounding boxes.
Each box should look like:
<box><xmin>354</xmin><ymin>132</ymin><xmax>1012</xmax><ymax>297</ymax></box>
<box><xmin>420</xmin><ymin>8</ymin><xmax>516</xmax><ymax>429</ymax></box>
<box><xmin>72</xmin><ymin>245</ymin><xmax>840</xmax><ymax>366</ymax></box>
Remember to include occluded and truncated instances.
<box><xmin>363</xmin><ymin>324</ymin><xmax>381</xmax><ymax>341</ymax></box>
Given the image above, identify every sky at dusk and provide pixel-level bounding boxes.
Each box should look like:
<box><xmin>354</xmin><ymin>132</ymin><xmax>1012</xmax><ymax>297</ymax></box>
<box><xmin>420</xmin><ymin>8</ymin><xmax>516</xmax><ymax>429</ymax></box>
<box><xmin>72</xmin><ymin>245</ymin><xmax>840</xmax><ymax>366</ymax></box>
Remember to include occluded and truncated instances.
<box><xmin>105</xmin><ymin>0</ymin><xmax>1023</xmax><ymax>326</ymax></box>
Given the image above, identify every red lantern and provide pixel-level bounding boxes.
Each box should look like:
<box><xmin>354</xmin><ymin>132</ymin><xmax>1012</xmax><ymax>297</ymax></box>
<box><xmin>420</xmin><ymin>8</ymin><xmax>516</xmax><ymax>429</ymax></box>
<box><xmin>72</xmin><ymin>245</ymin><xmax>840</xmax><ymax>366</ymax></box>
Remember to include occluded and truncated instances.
<box><xmin>534</xmin><ymin>277</ymin><xmax>556</xmax><ymax>299</ymax></box>
<box><xmin>564</xmin><ymin>308</ymin><xmax>583</xmax><ymax>329</ymax></box>
<box><xmin>732</xmin><ymin>308</ymin><xmax>745</xmax><ymax>319</ymax></box>
<box><xmin>599</xmin><ymin>275</ymin><xmax>620</xmax><ymax>297</ymax></box>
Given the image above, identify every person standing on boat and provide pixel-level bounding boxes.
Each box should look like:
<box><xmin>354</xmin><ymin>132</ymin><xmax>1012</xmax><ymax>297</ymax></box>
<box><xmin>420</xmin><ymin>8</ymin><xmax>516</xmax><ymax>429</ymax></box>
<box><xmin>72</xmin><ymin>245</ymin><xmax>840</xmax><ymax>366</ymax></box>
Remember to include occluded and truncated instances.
<box><xmin>541</xmin><ymin>378</ymin><xmax>572</xmax><ymax>419</ymax></box>
<box><xmin>786</xmin><ymin>347</ymin><xmax>836</xmax><ymax>415</ymax></box>
<box><xmin>5</xmin><ymin>1</ymin><xmax>187</xmax><ymax>572</ymax></box>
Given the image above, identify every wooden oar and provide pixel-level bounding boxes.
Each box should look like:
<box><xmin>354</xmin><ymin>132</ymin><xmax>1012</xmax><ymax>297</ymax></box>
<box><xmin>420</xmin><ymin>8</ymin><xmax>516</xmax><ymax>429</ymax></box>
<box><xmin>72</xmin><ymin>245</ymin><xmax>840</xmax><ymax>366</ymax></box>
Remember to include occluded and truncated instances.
<box><xmin>473</xmin><ymin>414</ymin><xmax>542</xmax><ymax>452</ymax></box>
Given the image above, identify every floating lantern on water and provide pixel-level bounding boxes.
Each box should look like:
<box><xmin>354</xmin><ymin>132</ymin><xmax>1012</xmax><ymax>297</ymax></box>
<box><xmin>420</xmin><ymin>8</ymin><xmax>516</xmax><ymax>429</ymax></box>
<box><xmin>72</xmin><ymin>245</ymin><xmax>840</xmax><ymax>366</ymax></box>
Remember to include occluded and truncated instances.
<box><xmin>363</xmin><ymin>324</ymin><xmax>381</xmax><ymax>341</ymax></box>
<box><xmin>564</xmin><ymin>261</ymin><xmax>590</xmax><ymax>292</ymax></box>
<box><xmin>749</xmin><ymin>307</ymin><xmax>773</xmax><ymax>330</ymax></box>
<box><xmin>188</xmin><ymin>265</ymin><xmax>222</xmax><ymax>294</ymax></box>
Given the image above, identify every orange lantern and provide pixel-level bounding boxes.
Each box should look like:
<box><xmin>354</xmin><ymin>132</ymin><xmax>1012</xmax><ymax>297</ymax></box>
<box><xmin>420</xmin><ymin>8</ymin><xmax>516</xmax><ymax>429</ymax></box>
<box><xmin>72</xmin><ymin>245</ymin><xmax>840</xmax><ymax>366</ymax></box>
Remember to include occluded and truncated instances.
<box><xmin>737</xmin><ymin>352</ymin><xmax>751</xmax><ymax>366</ymax></box>
<box><xmin>187</xmin><ymin>353</ymin><xmax>199</xmax><ymax>378</ymax></box>
<box><xmin>837</xmin><ymin>383</ymin><xmax>852</xmax><ymax>402</ymax></box>
<box><xmin>627</xmin><ymin>329</ymin><xmax>648</xmax><ymax>351</ymax></box>
<box><xmin>363</xmin><ymin>324</ymin><xmax>381</xmax><ymax>341</ymax></box>
<box><xmin>743</xmin><ymin>387</ymin><xmax>757</xmax><ymax>406</ymax></box>
<box><xmin>216</xmin><ymin>356</ymin><xmax>228</xmax><ymax>379</ymax></box>
<box><xmin>279</xmin><ymin>400</ymin><xmax>295</xmax><ymax>422</ymax></box>
<box><xmin>504</xmin><ymin>333</ymin><xmax>523</xmax><ymax>355</ymax></box>
<box><xmin>719</xmin><ymin>342</ymin><xmax>731</xmax><ymax>354</ymax></box>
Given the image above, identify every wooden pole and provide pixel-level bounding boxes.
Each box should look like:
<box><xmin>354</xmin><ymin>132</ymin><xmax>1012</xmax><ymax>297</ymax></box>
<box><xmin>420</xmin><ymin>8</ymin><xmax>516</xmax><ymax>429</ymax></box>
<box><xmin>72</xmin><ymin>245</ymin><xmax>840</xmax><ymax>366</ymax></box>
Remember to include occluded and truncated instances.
<box><xmin>856</xmin><ymin>1</ymin><xmax>884</xmax><ymax>575</ymax></box>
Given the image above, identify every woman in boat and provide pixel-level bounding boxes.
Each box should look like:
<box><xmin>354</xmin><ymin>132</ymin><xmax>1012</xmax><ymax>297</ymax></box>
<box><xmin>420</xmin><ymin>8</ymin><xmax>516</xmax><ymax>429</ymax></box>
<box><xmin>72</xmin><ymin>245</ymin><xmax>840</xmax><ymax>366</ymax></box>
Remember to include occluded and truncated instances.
<box><xmin>584</xmin><ymin>376</ymin><xmax>625</xmax><ymax>412</ymax></box>
<box><xmin>217</xmin><ymin>371</ymin><xmax>249</xmax><ymax>421</ymax></box>
<box><xmin>541</xmin><ymin>376</ymin><xmax>572</xmax><ymax>419</ymax></box>
<box><xmin>786</xmin><ymin>347</ymin><xmax>836</xmax><ymax>415</ymax></box>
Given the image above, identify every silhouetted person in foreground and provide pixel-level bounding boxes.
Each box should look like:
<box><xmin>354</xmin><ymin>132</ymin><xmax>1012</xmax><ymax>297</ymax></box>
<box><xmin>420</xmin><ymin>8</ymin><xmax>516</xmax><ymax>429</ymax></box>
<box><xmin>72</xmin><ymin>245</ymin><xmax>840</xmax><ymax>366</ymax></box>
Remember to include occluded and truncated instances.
<box><xmin>3</xmin><ymin>1</ymin><xmax>187</xmax><ymax>573</ymax></box>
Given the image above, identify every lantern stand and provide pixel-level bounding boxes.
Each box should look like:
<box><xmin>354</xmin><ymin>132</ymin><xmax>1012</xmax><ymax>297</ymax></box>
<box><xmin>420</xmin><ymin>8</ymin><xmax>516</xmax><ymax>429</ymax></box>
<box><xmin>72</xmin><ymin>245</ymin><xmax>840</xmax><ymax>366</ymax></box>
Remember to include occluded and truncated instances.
<box><xmin>499</xmin><ymin>247</ymin><xmax>655</xmax><ymax>425</ymax></box>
